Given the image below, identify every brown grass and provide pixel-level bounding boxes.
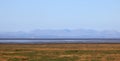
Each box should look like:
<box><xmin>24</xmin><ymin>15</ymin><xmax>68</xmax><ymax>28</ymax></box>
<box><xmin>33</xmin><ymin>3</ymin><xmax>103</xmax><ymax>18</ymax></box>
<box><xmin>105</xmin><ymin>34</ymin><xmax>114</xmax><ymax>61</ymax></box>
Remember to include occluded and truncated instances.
<box><xmin>0</xmin><ymin>44</ymin><xmax>120</xmax><ymax>61</ymax></box>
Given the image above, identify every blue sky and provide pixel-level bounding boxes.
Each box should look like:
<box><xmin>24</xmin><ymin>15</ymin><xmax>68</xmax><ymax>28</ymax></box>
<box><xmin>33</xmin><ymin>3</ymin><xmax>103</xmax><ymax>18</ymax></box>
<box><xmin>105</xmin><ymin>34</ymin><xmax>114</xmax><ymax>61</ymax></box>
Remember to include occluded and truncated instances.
<box><xmin>0</xmin><ymin>0</ymin><xmax>120</xmax><ymax>32</ymax></box>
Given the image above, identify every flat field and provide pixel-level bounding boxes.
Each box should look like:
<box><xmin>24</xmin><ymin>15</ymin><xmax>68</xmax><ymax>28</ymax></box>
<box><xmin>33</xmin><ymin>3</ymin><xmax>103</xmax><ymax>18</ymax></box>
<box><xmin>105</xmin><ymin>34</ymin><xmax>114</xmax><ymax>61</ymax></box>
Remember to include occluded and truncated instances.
<box><xmin>0</xmin><ymin>44</ymin><xmax>120</xmax><ymax>61</ymax></box>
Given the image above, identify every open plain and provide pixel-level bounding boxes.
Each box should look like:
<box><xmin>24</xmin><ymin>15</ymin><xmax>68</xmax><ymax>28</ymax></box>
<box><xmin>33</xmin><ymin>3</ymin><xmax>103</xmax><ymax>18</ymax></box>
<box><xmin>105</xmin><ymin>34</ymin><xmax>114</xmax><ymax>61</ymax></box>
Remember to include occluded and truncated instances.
<box><xmin>0</xmin><ymin>43</ymin><xmax>120</xmax><ymax>61</ymax></box>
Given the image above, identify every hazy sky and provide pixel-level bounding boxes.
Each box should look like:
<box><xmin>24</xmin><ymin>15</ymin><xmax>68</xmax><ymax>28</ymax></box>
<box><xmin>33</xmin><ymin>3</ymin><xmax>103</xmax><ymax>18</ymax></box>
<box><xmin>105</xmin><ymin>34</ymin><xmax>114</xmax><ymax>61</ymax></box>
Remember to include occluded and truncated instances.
<box><xmin>0</xmin><ymin>0</ymin><xmax>120</xmax><ymax>32</ymax></box>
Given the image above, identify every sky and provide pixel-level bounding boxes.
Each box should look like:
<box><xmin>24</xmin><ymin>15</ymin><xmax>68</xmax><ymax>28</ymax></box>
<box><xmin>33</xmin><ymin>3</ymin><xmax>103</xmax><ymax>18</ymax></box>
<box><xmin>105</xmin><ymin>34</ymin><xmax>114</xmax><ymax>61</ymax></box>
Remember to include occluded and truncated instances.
<box><xmin>0</xmin><ymin>0</ymin><xmax>120</xmax><ymax>32</ymax></box>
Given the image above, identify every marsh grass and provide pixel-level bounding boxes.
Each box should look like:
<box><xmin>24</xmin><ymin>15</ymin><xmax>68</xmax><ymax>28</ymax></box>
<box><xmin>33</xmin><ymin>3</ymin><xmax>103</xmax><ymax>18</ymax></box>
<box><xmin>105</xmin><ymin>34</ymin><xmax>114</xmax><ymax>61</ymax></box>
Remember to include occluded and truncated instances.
<box><xmin>0</xmin><ymin>44</ymin><xmax>120</xmax><ymax>61</ymax></box>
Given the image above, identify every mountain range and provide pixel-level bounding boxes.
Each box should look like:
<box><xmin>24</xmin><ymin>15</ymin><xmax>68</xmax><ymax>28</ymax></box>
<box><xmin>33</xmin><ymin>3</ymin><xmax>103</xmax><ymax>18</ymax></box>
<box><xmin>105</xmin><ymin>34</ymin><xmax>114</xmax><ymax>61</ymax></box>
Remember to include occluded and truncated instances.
<box><xmin>0</xmin><ymin>29</ymin><xmax>120</xmax><ymax>38</ymax></box>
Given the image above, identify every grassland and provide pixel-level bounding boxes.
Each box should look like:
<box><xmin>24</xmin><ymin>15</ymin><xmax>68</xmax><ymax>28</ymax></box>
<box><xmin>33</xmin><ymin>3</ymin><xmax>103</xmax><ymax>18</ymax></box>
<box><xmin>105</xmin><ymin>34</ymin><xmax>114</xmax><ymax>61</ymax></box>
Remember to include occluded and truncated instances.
<box><xmin>0</xmin><ymin>44</ymin><xmax>120</xmax><ymax>61</ymax></box>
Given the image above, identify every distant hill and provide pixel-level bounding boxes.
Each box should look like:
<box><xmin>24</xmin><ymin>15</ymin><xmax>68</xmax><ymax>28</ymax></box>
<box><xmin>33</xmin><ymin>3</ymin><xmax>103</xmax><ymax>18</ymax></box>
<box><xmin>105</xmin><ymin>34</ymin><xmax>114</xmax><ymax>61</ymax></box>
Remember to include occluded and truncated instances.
<box><xmin>0</xmin><ymin>29</ymin><xmax>120</xmax><ymax>38</ymax></box>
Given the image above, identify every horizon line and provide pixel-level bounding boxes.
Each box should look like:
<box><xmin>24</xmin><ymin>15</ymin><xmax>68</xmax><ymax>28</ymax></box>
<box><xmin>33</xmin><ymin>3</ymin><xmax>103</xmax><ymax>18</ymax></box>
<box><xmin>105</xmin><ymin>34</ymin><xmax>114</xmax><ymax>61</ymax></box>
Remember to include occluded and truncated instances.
<box><xmin>0</xmin><ymin>38</ymin><xmax>120</xmax><ymax>40</ymax></box>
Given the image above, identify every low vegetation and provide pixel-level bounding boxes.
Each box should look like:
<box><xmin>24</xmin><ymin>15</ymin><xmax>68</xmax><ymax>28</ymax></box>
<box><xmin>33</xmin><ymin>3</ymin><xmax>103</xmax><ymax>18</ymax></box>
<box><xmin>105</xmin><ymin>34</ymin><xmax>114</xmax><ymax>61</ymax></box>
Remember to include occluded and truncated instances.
<box><xmin>0</xmin><ymin>44</ymin><xmax>120</xmax><ymax>61</ymax></box>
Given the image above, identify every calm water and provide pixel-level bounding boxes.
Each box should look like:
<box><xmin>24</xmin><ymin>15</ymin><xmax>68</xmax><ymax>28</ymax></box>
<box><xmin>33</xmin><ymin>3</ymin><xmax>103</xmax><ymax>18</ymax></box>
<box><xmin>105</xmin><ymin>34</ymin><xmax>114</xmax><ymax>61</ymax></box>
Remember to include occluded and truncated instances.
<box><xmin>0</xmin><ymin>39</ymin><xmax>120</xmax><ymax>43</ymax></box>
